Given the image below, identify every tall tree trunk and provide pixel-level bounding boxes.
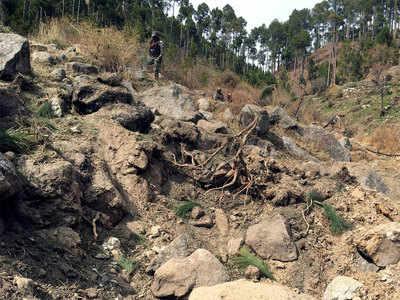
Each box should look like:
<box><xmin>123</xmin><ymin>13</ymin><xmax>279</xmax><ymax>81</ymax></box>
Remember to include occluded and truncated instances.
<box><xmin>72</xmin><ymin>0</ymin><xmax>75</xmax><ymax>18</ymax></box>
<box><xmin>77</xmin><ymin>0</ymin><xmax>80</xmax><ymax>22</ymax></box>
<box><xmin>395</xmin><ymin>0</ymin><xmax>399</xmax><ymax>38</ymax></box>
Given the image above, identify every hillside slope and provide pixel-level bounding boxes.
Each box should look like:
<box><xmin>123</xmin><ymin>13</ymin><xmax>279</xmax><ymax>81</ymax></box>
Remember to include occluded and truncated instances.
<box><xmin>1</xmin><ymin>32</ymin><xmax>400</xmax><ymax>300</ymax></box>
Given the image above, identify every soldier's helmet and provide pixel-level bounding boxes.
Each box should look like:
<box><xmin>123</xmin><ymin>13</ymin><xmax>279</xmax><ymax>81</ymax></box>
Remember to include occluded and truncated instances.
<box><xmin>152</xmin><ymin>31</ymin><xmax>160</xmax><ymax>38</ymax></box>
<box><xmin>217</xmin><ymin>88</ymin><xmax>222</xmax><ymax>93</ymax></box>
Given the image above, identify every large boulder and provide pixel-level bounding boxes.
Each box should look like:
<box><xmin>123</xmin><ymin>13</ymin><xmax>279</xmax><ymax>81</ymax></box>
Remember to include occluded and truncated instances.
<box><xmin>301</xmin><ymin>125</ymin><xmax>350</xmax><ymax>162</ymax></box>
<box><xmin>111</xmin><ymin>103</ymin><xmax>154</xmax><ymax>133</ymax></box>
<box><xmin>323</xmin><ymin>276</ymin><xmax>363</xmax><ymax>300</ymax></box>
<box><xmin>355</xmin><ymin>222</ymin><xmax>400</xmax><ymax>267</ymax></box>
<box><xmin>197</xmin><ymin>120</ymin><xmax>228</xmax><ymax>134</ymax></box>
<box><xmin>138</xmin><ymin>84</ymin><xmax>202</xmax><ymax>122</ymax></box>
<box><xmin>19</xmin><ymin>159</ymin><xmax>83</xmax><ymax>227</ymax></box>
<box><xmin>146</xmin><ymin>234</ymin><xmax>190</xmax><ymax>274</ymax></box>
<box><xmin>0</xmin><ymin>33</ymin><xmax>31</xmax><ymax>80</ymax></box>
<box><xmin>282</xmin><ymin>136</ymin><xmax>318</xmax><ymax>162</ymax></box>
<box><xmin>268</xmin><ymin>107</ymin><xmax>298</xmax><ymax>129</ymax></box>
<box><xmin>72</xmin><ymin>75</ymin><xmax>133</xmax><ymax>114</ymax></box>
<box><xmin>239</xmin><ymin>104</ymin><xmax>269</xmax><ymax>136</ymax></box>
<box><xmin>151</xmin><ymin>249</ymin><xmax>229</xmax><ymax>298</ymax></box>
<box><xmin>346</xmin><ymin>164</ymin><xmax>391</xmax><ymax>194</ymax></box>
<box><xmin>245</xmin><ymin>214</ymin><xmax>298</xmax><ymax>262</ymax></box>
<box><xmin>189</xmin><ymin>279</ymin><xmax>317</xmax><ymax>300</ymax></box>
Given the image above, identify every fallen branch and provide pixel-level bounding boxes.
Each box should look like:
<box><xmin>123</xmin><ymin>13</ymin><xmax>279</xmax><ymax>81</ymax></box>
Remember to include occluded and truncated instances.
<box><xmin>92</xmin><ymin>212</ymin><xmax>100</xmax><ymax>241</ymax></box>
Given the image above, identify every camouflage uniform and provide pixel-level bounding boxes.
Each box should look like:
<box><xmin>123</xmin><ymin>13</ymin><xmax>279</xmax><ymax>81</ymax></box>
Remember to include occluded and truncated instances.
<box><xmin>148</xmin><ymin>32</ymin><xmax>164</xmax><ymax>80</ymax></box>
<box><xmin>213</xmin><ymin>88</ymin><xmax>224</xmax><ymax>101</ymax></box>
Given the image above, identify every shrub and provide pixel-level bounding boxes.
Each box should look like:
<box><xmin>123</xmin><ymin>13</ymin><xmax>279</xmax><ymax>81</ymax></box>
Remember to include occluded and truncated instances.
<box><xmin>118</xmin><ymin>257</ymin><xmax>140</xmax><ymax>276</ymax></box>
<box><xmin>37</xmin><ymin>102</ymin><xmax>54</xmax><ymax>118</ymax></box>
<box><xmin>234</xmin><ymin>247</ymin><xmax>275</xmax><ymax>280</ymax></box>
<box><xmin>175</xmin><ymin>201</ymin><xmax>202</xmax><ymax>219</ymax></box>
<box><xmin>319</xmin><ymin>203</ymin><xmax>351</xmax><ymax>235</ymax></box>
<box><xmin>0</xmin><ymin>128</ymin><xmax>35</xmax><ymax>154</ymax></box>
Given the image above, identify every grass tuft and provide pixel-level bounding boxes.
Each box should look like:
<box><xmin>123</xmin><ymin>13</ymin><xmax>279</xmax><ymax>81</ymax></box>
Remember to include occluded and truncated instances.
<box><xmin>37</xmin><ymin>102</ymin><xmax>54</xmax><ymax>118</ymax></box>
<box><xmin>175</xmin><ymin>201</ymin><xmax>202</xmax><ymax>219</ymax></box>
<box><xmin>117</xmin><ymin>256</ymin><xmax>140</xmax><ymax>276</ymax></box>
<box><xmin>319</xmin><ymin>203</ymin><xmax>351</xmax><ymax>235</ymax></box>
<box><xmin>233</xmin><ymin>247</ymin><xmax>275</xmax><ymax>280</ymax></box>
<box><xmin>0</xmin><ymin>128</ymin><xmax>36</xmax><ymax>154</ymax></box>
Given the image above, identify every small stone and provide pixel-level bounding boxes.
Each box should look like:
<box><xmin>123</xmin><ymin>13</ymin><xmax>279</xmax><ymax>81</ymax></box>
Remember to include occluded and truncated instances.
<box><xmin>103</xmin><ymin>237</ymin><xmax>121</xmax><ymax>252</ymax></box>
<box><xmin>4</xmin><ymin>151</ymin><xmax>15</xmax><ymax>161</ymax></box>
<box><xmin>84</xmin><ymin>288</ymin><xmax>98</xmax><ymax>299</ymax></box>
<box><xmin>70</xmin><ymin>125</ymin><xmax>81</xmax><ymax>133</ymax></box>
<box><xmin>149</xmin><ymin>225</ymin><xmax>161</xmax><ymax>238</ymax></box>
<box><xmin>191</xmin><ymin>206</ymin><xmax>204</xmax><ymax>219</ymax></box>
<box><xmin>227</xmin><ymin>236</ymin><xmax>244</xmax><ymax>257</ymax></box>
<box><xmin>191</xmin><ymin>215</ymin><xmax>214</xmax><ymax>228</ymax></box>
<box><xmin>14</xmin><ymin>276</ymin><xmax>35</xmax><ymax>295</ymax></box>
<box><xmin>244</xmin><ymin>265</ymin><xmax>260</xmax><ymax>280</ymax></box>
<box><xmin>215</xmin><ymin>209</ymin><xmax>229</xmax><ymax>237</ymax></box>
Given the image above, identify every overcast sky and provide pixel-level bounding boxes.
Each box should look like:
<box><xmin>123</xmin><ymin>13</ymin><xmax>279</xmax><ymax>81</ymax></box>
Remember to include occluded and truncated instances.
<box><xmin>190</xmin><ymin>0</ymin><xmax>321</xmax><ymax>31</ymax></box>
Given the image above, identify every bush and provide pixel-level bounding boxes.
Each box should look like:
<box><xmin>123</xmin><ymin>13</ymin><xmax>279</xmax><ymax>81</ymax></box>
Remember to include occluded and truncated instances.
<box><xmin>118</xmin><ymin>257</ymin><xmax>140</xmax><ymax>276</ymax></box>
<box><xmin>0</xmin><ymin>128</ymin><xmax>35</xmax><ymax>154</ymax></box>
<box><xmin>311</xmin><ymin>77</ymin><xmax>326</xmax><ymax>94</ymax></box>
<box><xmin>175</xmin><ymin>201</ymin><xmax>202</xmax><ymax>219</ymax></box>
<box><xmin>234</xmin><ymin>247</ymin><xmax>275</xmax><ymax>280</ymax></box>
<box><xmin>37</xmin><ymin>102</ymin><xmax>54</xmax><ymax>118</ymax></box>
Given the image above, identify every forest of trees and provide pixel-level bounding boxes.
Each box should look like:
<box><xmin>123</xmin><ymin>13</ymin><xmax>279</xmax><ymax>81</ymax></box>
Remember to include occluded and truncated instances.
<box><xmin>1</xmin><ymin>0</ymin><xmax>399</xmax><ymax>87</ymax></box>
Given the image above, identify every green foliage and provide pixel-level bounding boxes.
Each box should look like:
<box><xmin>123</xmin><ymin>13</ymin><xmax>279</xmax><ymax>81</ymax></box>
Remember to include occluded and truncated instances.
<box><xmin>234</xmin><ymin>247</ymin><xmax>275</xmax><ymax>280</ymax></box>
<box><xmin>37</xmin><ymin>102</ymin><xmax>54</xmax><ymax>119</ymax></box>
<box><xmin>318</xmin><ymin>202</ymin><xmax>351</xmax><ymax>235</ymax></box>
<box><xmin>0</xmin><ymin>128</ymin><xmax>35</xmax><ymax>154</ymax></box>
<box><xmin>117</xmin><ymin>257</ymin><xmax>140</xmax><ymax>276</ymax></box>
<box><xmin>377</xmin><ymin>27</ymin><xmax>393</xmax><ymax>47</ymax></box>
<box><xmin>260</xmin><ymin>86</ymin><xmax>274</xmax><ymax>100</ymax></box>
<box><xmin>245</xmin><ymin>69</ymin><xmax>276</xmax><ymax>87</ymax></box>
<box><xmin>175</xmin><ymin>201</ymin><xmax>202</xmax><ymax>219</ymax></box>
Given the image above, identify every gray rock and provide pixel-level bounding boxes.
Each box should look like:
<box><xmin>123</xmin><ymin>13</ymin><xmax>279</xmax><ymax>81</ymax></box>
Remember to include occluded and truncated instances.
<box><xmin>197</xmin><ymin>120</ymin><xmax>228</xmax><ymax>134</ymax></box>
<box><xmin>146</xmin><ymin>235</ymin><xmax>190</xmax><ymax>274</ymax></box>
<box><xmin>323</xmin><ymin>276</ymin><xmax>363</xmax><ymax>300</ymax></box>
<box><xmin>245</xmin><ymin>214</ymin><xmax>298</xmax><ymax>262</ymax></box>
<box><xmin>72</xmin><ymin>75</ymin><xmax>133</xmax><ymax>115</ymax></box>
<box><xmin>151</xmin><ymin>249</ymin><xmax>229</xmax><ymax>298</ymax></box>
<box><xmin>66</xmin><ymin>62</ymin><xmax>98</xmax><ymax>74</ymax></box>
<box><xmin>268</xmin><ymin>107</ymin><xmax>298</xmax><ymax>129</ymax></box>
<box><xmin>50</xmin><ymin>68</ymin><xmax>66</xmax><ymax>81</ymax></box>
<box><xmin>347</xmin><ymin>164</ymin><xmax>390</xmax><ymax>194</ymax></box>
<box><xmin>139</xmin><ymin>84</ymin><xmax>202</xmax><ymax>123</ymax></box>
<box><xmin>0</xmin><ymin>153</ymin><xmax>25</xmax><ymax>201</ymax></box>
<box><xmin>20</xmin><ymin>159</ymin><xmax>83</xmax><ymax>227</ymax></box>
<box><xmin>355</xmin><ymin>222</ymin><xmax>400</xmax><ymax>267</ymax></box>
<box><xmin>0</xmin><ymin>33</ymin><xmax>30</xmax><ymax>80</ymax></box>
<box><xmin>111</xmin><ymin>103</ymin><xmax>154</xmax><ymax>133</ymax></box>
<box><xmin>282</xmin><ymin>136</ymin><xmax>318</xmax><ymax>162</ymax></box>
<box><xmin>355</xmin><ymin>253</ymin><xmax>379</xmax><ymax>273</ymax></box>
<box><xmin>301</xmin><ymin>125</ymin><xmax>350</xmax><ymax>162</ymax></box>
<box><xmin>31</xmin><ymin>51</ymin><xmax>57</xmax><ymax>65</ymax></box>
<box><xmin>239</xmin><ymin>104</ymin><xmax>269</xmax><ymax>136</ymax></box>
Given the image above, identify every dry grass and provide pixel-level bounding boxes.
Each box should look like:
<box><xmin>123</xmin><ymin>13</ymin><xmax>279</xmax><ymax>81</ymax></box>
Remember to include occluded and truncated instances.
<box><xmin>34</xmin><ymin>18</ymin><xmax>141</xmax><ymax>73</ymax></box>
<box><xmin>365</xmin><ymin>125</ymin><xmax>400</xmax><ymax>154</ymax></box>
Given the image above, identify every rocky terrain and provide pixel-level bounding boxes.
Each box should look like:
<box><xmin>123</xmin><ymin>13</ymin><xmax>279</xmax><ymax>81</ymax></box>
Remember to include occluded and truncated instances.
<box><xmin>1</xmin><ymin>32</ymin><xmax>400</xmax><ymax>300</ymax></box>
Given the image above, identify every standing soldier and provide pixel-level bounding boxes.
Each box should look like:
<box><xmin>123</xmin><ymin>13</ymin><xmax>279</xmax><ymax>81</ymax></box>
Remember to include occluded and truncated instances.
<box><xmin>148</xmin><ymin>31</ymin><xmax>164</xmax><ymax>80</ymax></box>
